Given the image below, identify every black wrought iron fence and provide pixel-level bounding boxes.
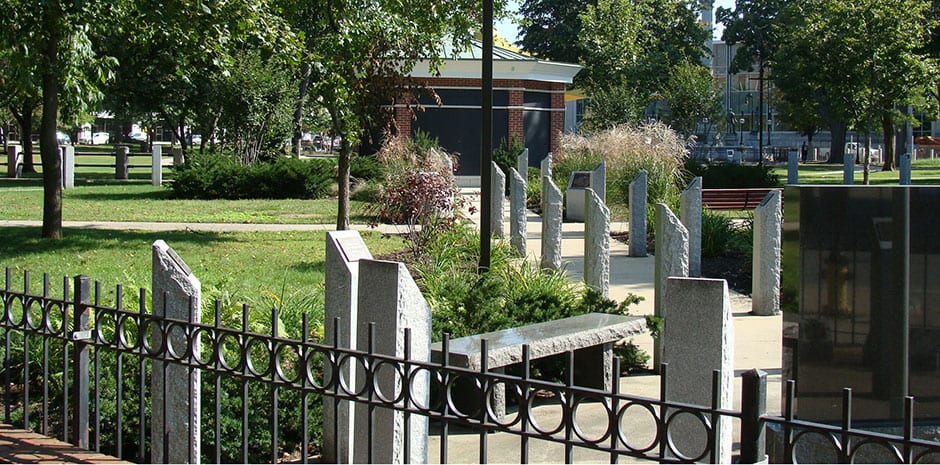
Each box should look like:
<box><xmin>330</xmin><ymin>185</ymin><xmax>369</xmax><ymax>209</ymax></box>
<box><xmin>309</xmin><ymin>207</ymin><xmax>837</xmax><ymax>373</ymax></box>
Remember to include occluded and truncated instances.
<box><xmin>1</xmin><ymin>268</ymin><xmax>939</xmax><ymax>463</ymax></box>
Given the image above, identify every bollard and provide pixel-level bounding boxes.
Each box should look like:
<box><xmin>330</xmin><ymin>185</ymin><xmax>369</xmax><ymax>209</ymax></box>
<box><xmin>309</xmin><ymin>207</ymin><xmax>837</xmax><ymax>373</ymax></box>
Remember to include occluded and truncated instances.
<box><xmin>740</xmin><ymin>369</ymin><xmax>768</xmax><ymax>464</ymax></box>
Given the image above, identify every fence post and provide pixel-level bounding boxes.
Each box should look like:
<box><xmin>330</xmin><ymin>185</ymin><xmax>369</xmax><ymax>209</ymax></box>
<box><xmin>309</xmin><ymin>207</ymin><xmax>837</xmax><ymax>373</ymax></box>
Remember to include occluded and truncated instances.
<box><xmin>71</xmin><ymin>275</ymin><xmax>91</xmax><ymax>449</ymax></box>
<box><xmin>740</xmin><ymin>368</ymin><xmax>767</xmax><ymax>463</ymax></box>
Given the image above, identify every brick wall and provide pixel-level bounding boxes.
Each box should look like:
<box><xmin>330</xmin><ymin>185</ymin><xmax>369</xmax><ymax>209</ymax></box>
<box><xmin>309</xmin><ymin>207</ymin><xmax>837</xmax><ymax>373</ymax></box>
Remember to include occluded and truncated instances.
<box><xmin>509</xmin><ymin>89</ymin><xmax>524</xmax><ymax>141</ymax></box>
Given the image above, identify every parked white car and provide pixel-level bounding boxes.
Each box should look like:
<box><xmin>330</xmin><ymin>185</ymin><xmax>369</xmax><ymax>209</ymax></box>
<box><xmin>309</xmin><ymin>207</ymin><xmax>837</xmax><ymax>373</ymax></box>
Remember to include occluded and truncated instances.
<box><xmin>128</xmin><ymin>131</ymin><xmax>147</xmax><ymax>142</ymax></box>
<box><xmin>91</xmin><ymin>132</ymin><xmax>110</xmax><ymax>145</ymax></box>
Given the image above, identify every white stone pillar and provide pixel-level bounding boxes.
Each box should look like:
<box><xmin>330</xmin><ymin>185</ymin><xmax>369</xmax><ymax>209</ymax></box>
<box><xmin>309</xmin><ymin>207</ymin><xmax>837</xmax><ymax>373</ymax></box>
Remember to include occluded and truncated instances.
<box><xmin>629</xmin><ymin>170</ymin><xmax>648</xmax><ymax>257</ymax></box>
<box><xmin>663</xmin><ymin>277</ymin><xmax>734</xmax><ymax>464</ymax></box>
<box><xmin>517</xmin><ymin>147</ymin><xmax>529</xmax><ymax>181</ymax></box>
<box><xmin>491</xmin><ymin>162</ymin><xmax>506</xmax><ymax>238</ymax></box>
<box><xmin>787</xmin><ymin>152</ymin><xmax>799</xmax><ymax>185</ymax></box>
<box><xmin>541</xmin><ymin>176</ymin><xmax>563</xmax><ymax>270</ymax></box>
<box><xmin>62</xmin><ymin>146</ymin><xmax>75</xmax><ymax>189</ymax></box>
<box><xmin>654</xmin><ymin>203</ymin><xmax>689</xmax><ymax>370</ymax></box>
<box><xmin>752</xmin><ymin>190</ymin><xmax>782</xmax><ymax>316</ymax></box>
<box><xmin>509</xmin><ymin>168</ymin><xmax>527</xmax><ymax>256</ymax></box>
<box><xmin>323</xmin><ymin>231</ymin><xmax>373</xmax><ymax>463</ymax></box>
<box><xmin>680</xmin><ymin>177</ymin><xmax>702</xmax><ymax>277</ymax></box>
<box><xmin>152</xmin><ymin>144</ymin><xmax>163</xmax><ymax>186</ymax></box>
<box><xmin>355</xmin><ymin>259</ymin><xmax>431</xmax><ymax>464</ymax></box>
<box><xmin>585</xmin><ymin>188</ymin><xmax>611</xmax><ymax>296</ymax></box>
<box><xmin>151</xmin><ymin>240</ymin><xmax>201</xmax><ymax>464</ymax></box>
<box><xmin>843</xmin><ymin>152</ymin><xmax>855</xmax><ymax>185</ymax></box>
<box><xmin>540</xmin><ymin>152</ymin><xmax>552</xmax><ymax>180</ymax></box>
<box><xmin>900</xmin><ymin>153</ymin><xmax>912</xmax><ymax>185</ymax></box>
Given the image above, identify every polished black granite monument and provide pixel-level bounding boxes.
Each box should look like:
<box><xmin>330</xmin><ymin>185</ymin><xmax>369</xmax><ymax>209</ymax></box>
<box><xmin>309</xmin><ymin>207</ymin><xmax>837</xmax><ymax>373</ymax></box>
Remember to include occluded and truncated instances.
<box><xmin>782</xmin><ymin>186</ymin><xmax>940</xmax><ymax>425</ymax></box>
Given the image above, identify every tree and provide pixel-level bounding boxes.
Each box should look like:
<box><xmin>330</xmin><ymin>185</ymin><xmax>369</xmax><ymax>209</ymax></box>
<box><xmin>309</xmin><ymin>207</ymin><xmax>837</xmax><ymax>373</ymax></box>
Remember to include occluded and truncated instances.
<box><xmin>517</xmin><ymin>0</ymin><xmax>592</xmax><ymax>63</ymax></box>
<box><xmin>660</xmin><ymin>61</ymin><xmax>723</xmax><ymax>139</ymax></box>
<box><xmin>0</xmin><ymin>1</ymin><xmax>115</xmax><ymax>238</ymax></box>
<box><xmin>305</xmin><ymin>0</ymin><xmax>502</xmax><ymax>230</ymax></box>
<box><xmin>774</xmin><ymin>0</ymin><xmax>933</xmax><ymax>173</ymax></box>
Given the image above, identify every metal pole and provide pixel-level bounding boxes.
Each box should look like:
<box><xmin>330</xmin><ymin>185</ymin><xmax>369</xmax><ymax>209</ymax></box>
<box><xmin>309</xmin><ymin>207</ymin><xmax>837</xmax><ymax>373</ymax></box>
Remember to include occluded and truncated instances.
<box><xmin>479</xmin><ymin>0</ymin><xmax>494</xmax><ymax>272</ymax></box>
<box><xmin>758</xmin><ymin>61</ymin><xmax>764</xmax><ymax>165</ymax></box>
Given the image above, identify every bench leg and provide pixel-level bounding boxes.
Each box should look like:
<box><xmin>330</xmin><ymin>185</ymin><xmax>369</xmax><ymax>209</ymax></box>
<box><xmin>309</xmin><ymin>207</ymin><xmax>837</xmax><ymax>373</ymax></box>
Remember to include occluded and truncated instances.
<box><xmin>573</xmin><ymin>343</ymin><xmax>613</xmax><ymax>391</ymax></box>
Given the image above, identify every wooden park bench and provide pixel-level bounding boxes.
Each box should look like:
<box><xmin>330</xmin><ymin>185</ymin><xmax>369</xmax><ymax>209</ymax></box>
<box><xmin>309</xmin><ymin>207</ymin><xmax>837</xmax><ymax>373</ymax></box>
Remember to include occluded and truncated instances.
<box><xmin>430</xmin><ymin>313</ymin><xmax>647</xmax><ymax>419</ymax></box>
<box><xmin>701</xmin><ymin>188</ymin><xmax>782</xmax><ymax>210</ymax></box>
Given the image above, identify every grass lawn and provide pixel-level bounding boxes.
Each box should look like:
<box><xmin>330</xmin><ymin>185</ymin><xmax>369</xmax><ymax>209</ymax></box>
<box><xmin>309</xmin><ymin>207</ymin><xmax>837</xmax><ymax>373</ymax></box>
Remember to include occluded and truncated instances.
<box><xmin>0</xmin><ymin>179</ymin><xmax>376</xmax><ymax>224</ymax></box>
<box><xmin>770</xmin><ymin>158</ymin><xmax>940</xmax><ymax>185</ymax></box>
<box><xmin>0</xmin><ymin>227</ymin><xmax>404</xmax><ymax>338</ymax></box>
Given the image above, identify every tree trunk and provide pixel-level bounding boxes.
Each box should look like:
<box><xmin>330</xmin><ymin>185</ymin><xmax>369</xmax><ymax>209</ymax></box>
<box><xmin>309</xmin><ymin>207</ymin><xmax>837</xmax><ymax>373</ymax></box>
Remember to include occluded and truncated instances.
<box><xmin>40</xmin><ymin>8</ymin><xmax>62</xmax><ymax>239</ymax></box>
<box><xmin>827</xmin><ymin>121</ymin><xmax>847</xmax><ymax>164</ymax></box>
<box><xmin>11</xmin><ymin>104</ymin><xmax>37</xmax><ymax>172</ymax></box>
<box><xmin>882</xmin><ymin>114</ymin><xmax>895</xmax><ymax>171</ymax></box>
<box><xmin>336</xmin><ymin>138</ymin><xmax>351</xmax><ymax>231</ymax></box>
<box><xmin>863</xmin><ymin>130</ymin><xmax>871</xmax><ymax>185</ymax></box>
<box><xmin>292</xmin><ymin>63</ymin><xmax>312</xmax><ymax>158</ymax></box>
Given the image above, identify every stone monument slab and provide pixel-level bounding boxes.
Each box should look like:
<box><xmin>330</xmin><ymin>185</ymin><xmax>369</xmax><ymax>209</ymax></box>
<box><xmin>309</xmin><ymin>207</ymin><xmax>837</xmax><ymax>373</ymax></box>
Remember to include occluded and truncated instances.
<box><xmin>510</xmin><ymin>168</ymin><xmax>527</xmax><ymax>256</ymax></box>
<box><xmin>654</xmin><ymin>203</ymin><xmax>689</xmax><ymax>369</ymax></box>
<box><xmin>585</xmin><ymin>188</ymin><xmax>610</xmax><ymax>296</ymax></box>
<box><xmin>680</xmin><ymin>177</ymin><xmax>702</xmax><ymax>277</ymax></box>
<box><xmin>752</xmin><ymin>190</ymin><xmax>782</xmax><ymax>316</ymax></box>
<box><xmin>541</xmin><ymin>176</ymin><xmax>563</xmax><ymax>270</ymax></box>
<box><xmin>491</xmin><ymin>162</ymin><xmax>506</xmax><ymax>238</ymax></box>
<box><xmin>629</xmin><ymin>170</ymin><xmax>648</xmax><ymax>257</ymax></box>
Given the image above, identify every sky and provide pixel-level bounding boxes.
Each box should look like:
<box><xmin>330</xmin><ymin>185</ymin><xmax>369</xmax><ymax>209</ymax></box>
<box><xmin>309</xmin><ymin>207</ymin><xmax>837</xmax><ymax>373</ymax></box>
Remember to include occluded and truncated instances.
<box><xmin>494</xmin><ymin>0</ymin><xmax>736</xmax><ymax>46</ymax></box>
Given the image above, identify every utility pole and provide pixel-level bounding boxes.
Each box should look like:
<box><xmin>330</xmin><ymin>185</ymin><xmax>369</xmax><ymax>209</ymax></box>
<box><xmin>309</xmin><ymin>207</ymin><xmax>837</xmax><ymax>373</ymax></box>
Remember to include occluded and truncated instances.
<box><xmin>479</xmin><ymin>0</ymin><xmax>493</xmax><ymax>272</ymax></box>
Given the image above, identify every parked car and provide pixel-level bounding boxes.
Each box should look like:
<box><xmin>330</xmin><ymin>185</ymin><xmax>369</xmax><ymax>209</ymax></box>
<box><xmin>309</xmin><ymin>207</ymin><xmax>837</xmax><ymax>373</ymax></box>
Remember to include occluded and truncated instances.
<box><xmin>91</xmin><ymin>132</ymin><xmax>109</xmax><ymax>145</ymax></box>
<box><xmin>128</xmin><ymin>131</ymin><xmax>147</xmax><ymax>142</ymax></box>
<box><xmin>56</xmin><ymin>131</ymin><xmax>71</xmax><ymax>145</ymax></box>
<box><xmin>190</xmin><ymin>134</ymin><xmax>202</xmax><ymax>145</ymax></box>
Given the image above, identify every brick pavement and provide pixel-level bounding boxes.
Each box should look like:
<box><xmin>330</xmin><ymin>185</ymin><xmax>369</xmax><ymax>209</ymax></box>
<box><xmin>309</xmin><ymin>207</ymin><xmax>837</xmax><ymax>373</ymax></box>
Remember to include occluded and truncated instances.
<box><xmin>0</xmin><ymin>423</ymin><xmax>130</xmax><ymax>464</ymax></box>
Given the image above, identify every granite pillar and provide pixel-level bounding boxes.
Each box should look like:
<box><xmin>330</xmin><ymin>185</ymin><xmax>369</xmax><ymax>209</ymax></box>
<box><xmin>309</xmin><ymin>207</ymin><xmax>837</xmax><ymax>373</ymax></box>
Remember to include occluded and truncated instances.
<box><xmin>752</xmin><ymin>190</ymin><xmax>782</xmax><ymax>316</ymax></box>
<box><xmin>787</xmin><ymin>152</ymin><xmax>799</xmax><ymax>185</ymax></box>
<box><xmin>844</xmin><ymin>152</ymin><xmax>855</xmax><ymax>185</ymax></box>
<box><xmin>323</xmin><ymin>231</ymin><xmax>373</xmax><ymax>463</ymax></box>
<box><xmin>585</xmin><ymin>188</ymin><xmax>611</xmax><ymax>296</ymax></box>
<box><xmin>680</xmin><ymin>177</ymin><xmax>702</xmax><ymax>277</ymax></box>
<box><xmin>900</xmin><ymin>153</ymin><xmax>912</xmax><ymax>185</ymax></box>
<box><xmin>654</xmin><ymin>203</ymin><xmax>689</xmax><ymax>370</ymax></box>
<box><xmin>510</xmin><ymin>168</ymin><xmax>527</xmax><ymax>256</ymax></box>
<box><xmin>591</xmin><ymin>161</ymin><xmax>607</xmax><ymax>203</ymax></box>
<box><xmin>355</xmin><ymin>259</ymin><xmax>431</xmax><ymax>464</ymax></box>
<box><xmin>663</xmin><ymin>277</ymin><xmax>734</xmax><ymax>464</ymax></box>
<box><xmin>6</xmin><ymin>144</ymin><xmax>20</xmax><ymax>178</ymax></box>
<box><xmin>152</xmin><ymin>144</ymin><xmax>163</xmax><ymax>186</ymax></box>
<box><xmin>491</xmin><ymin>162</ymin><xmax>506</xmax><ymax>238</ymax></box>
<box><xmin>62</xmin><ymin>146</ymin><xmax>75</xmax><ymax>189</ymax></box>
<box><xmin>517</xmin><ymin>148</ymin><xmax>529</xmax><ymax>180</ymax></box>
<box><xmin>629</xmin><ymin>170</ymin><xmax>648</xmax><ymax>257</ymax></box>
<box><xmin>151</xmin><ymin>240</ymin><xmax>201</xmax><ymax>464</ymax></box>
<box><xmin>541</xmin><ymin>176</ymin><xmax>563</xmax><ymax>270</ymax></box>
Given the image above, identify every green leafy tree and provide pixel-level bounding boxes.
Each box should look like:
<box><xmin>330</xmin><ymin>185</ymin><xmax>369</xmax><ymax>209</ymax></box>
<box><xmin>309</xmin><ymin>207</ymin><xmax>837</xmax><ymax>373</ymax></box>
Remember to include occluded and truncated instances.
<box><xmin>660</xmin><ymin>61</ymin><xmax>723</xmax><ymax>139</ymax></box>
<box><xmin>306</xmin><ymin>0</ymin><xmax>503</xmax><ymax>230</ymax></box>
<box><xmin>0</xmin><ymin>1</ymin><xmax>116</xmax><ymax>238</ymax></box>
<box><xmin>517</xmin><ymin>0</ymin><xmax>592</xmax><ymax>63</ymax></box>
<box><xmin>774</xmin><ymin>0</ymin><xmax>933</xmax><ymax>172</ymax></box>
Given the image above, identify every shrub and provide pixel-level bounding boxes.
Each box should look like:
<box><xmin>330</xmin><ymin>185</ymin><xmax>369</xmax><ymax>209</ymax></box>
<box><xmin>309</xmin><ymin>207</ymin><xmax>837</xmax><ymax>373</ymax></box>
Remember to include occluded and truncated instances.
<box><xmin>684</xmin><ymin>159</ymin><xmax>781</xmax><ymax>188</ymax></box>
<box><xmin>171</xmin><ymin>153</ymin><xmax>335</xmax><ymax>200</ymax></box>
<box><xmin>349</xmin><ymin>155</ymin><xmax>383</xmax><ymax>181</ymax></box>
<box><xmin>701</xmin><ymin>209</ymin><xmax>752</xmax><ymax>258</ymax></box>
<box><xmin>493</xmin><ymin>135</ymin><xmax>526</xmax><ymax>185</ymax></box>
<box><xmin>553</xmin><ymin>122</ymin><xmax>689</xmax><ymax>207</ymax></box>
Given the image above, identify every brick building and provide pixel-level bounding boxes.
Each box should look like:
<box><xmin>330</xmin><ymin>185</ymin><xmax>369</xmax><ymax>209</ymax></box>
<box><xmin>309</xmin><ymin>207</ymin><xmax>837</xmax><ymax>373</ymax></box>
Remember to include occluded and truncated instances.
<box><xmin>399</xmin><ymin>40</ymin><xmax>581</xmax><ymax>175</ymax></box>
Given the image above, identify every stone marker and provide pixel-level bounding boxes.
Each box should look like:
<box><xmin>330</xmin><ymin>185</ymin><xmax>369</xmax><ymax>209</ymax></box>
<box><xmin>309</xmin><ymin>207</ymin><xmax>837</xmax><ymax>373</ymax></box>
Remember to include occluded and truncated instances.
<box><xmin>591</xmin><ymin>161</ymin><xmax>607</xmax><ymax>203</ymax></box>
<box><xmin>752</xmin><ymin>190</ymin><xmax>782</xmax><ymax>316</ymax></box>
<box><xmin>540</xmin><ymin>152</ymin><xmax>552</xmax><ymax>215</ymax></box>
<box><xmin>517</xmin><ymin>148</ymin><xmax>529</xmax><ymax>181</ymax></box>
<box><xmin>680</xmin><ymin>177</ymin><xmax>702</xmax><ymax>277</ymax></box>
<box><xmin>654</xmin><ymin>203</ymin><xmax>689</xmax><ymax>369</ymax></box>
<box><xmin>151</xmin><ymin>240</ymin><xmax>201</xmax><ymax>464</ymax></box>
<box><xmin>629</xmin><ymin>170</ymin><xmax>648</xmax><ymax>257</ymax></box>
<box><xmin>115</xmin><ymin>146</ymin><xmax>129</xmax><ymax>180</ymax></box>
<box><xmin>491</xmin><ymin>162</ymin><xmax>506</xmax><ymax>238</ymax></box>
<box><xmin>843</xmin><ymin>151</ymin><xmax>855</xmax><ymax>185</ymax></box>
<box><xmin>585</xmin><ymin>188</ymin><xmax>611</xmax><ymax>296</ymax></box>
<box><xmin>787</xmin><ymin>152</ymin><xmax>799</xmax><ymax>185</ymax></box>
<box><xmin>355</xmin><ymin>259</ymin><xmax>431</xmax><ymax>464</ymax></box>
<box><xmin>6</xmin><ymin>144</ymin><xmax>20</xmax><ymax>178</ymax></box>
<box><xmin>171</xmin><ymin>147</ymin><xmax>184</xmax><ymax>166</ymax></box>
<box><xmin>900</xmin><ymin>153</ymin><xmax>912</xmax><ymax>185</ymax></box>
<box><xmin>323</xmin><ymin>231</ymin><xmax>373</xmax><ymax>464</ymax></box>
<box><xmin>541</xmin><ymin>176</ymin><xmax>563</xmax><ymax>270</ymax></box>
<box><xmin>510</xmin><ymin>168</ymin><xmax>527</xmax><ymax>256</ymax></box>
<box><xmin>663</xmin><ymin>277</ymin><xmax>734</xmax><ymax>464</ymax></box>
<box><xmin>62</xmin><ymin>146</ymin><xmax>75</xmax><ymax>189</ymax></box>
<box><xmin>565</xmin><ymin>171</ymin><xmax>592</xmax><ymax>222</ymax></box>
<box><xmin>152</xmin><ymin>144</ymin><xmax>163</xmax><ymax>186</ymax></box>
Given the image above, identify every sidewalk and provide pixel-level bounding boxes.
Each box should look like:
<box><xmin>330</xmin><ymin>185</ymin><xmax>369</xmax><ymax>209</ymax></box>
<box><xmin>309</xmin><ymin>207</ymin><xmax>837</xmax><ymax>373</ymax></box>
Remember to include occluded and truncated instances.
<box><xmin>0</xmin><ymin>424</ymin><xmax>129</xmax><ymax>464</ymax></box>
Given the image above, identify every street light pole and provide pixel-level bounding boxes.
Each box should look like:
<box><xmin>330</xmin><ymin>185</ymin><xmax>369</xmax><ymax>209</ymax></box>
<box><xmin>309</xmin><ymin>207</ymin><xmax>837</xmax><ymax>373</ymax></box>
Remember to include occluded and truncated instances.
<box><xmin>479</xmin><ymin>0</ymin><xmax>493</xmax><ymax>272</ymax></box>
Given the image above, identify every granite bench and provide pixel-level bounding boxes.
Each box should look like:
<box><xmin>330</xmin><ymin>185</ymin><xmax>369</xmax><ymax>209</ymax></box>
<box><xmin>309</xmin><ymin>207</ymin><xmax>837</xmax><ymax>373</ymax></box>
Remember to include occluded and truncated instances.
<box><xmin>430</xmin><ymin>312</ymin><xmax>647</xmax><ymax>419</ymax></box>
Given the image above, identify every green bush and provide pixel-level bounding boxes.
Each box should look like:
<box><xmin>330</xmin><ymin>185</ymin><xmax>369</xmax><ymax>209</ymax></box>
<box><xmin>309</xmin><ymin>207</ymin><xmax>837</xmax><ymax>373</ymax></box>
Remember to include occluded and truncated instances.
<box><xmin>493</xmin><ymin>135</ymin><xmax>526</xmax><ymax>193</ymax></box>
<box><xmin>701</xmin><ymin>209</ymin><xmax>752</xmax><ymax>258</ymax></box>
<box><xmin>350</xmin><ymin>155</ymin><xmax>383</xmax><ymax>181</ymax></box>
<box><xmin>684</xmin><ymin>159</ymin><xmax>781</xmax><ymax>188</ymax></box>
<box><xmin>171</xmin><ymin>154</ymin><xmax>335</xmax><ymax>200</ymax></box>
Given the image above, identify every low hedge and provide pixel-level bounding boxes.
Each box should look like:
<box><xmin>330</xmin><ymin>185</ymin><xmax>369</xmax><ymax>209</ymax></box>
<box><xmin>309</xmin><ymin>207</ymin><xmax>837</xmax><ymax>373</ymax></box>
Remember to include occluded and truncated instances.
<box><xmin>171</xmin><ymin>154</ymin><xmax>335</xmax><ymax>199</ymax></box>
